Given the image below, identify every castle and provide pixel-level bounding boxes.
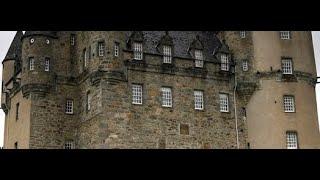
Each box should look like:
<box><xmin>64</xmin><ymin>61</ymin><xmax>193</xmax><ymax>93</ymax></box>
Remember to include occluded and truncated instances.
<box><xmin>1</xmin><ymin>31</ymin><xmax>320</xmax><ymax>149</ymax></box>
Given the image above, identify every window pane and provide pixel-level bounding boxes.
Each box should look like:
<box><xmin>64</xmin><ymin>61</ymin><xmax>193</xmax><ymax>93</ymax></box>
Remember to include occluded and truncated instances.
<box><xmin>132</xmin><ymin>84</ymin><xmax>143</xmax><ymax>104</ymax></box>
<box><xmin>220</xmin><ymin>94</ymin><xmax>229</xmax><ymax>112</ymax></box>
<box><xmin>194</xmin><ymin>91</ymin><xmax>204</xmax><ymax>110</ymax></box>
<box><xmin>162</xmin><ymin>87</ymin><xmax>172</xmax><ymax>107</ymax></box>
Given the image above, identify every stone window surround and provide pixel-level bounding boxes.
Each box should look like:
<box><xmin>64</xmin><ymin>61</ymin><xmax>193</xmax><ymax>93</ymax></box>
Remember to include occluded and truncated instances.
<box><xmin>194</xmin><ymin>90</ymin><xmax>204</xmax><ymax>110</ymax></box>
<box><xmin>65</xmin><ymin>99</ymin><xmax>74</xmax><ymax>115</ymax></box>
<box><xmin>161</xmin><ymin>86</ymin><xmax>173</xmax><ymax>108</ymax></box>
<box><xmin>132</xmin><ymin>83</ymin><xmax>143</xmax><ymax>105</ymax></box>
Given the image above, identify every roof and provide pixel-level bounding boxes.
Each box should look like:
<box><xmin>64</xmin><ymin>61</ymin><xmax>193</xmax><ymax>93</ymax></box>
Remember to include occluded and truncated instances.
<box><xmin>22</xmin><ymin>31</ymin><xmax>58</xmax><ymax>39</ymax></box>
<box><xmin>3</xmin><ymin>31</ymin><xmax>23</xmax><ymax>62</ymax></box>
<box><xmin>125</xmin><ymin>31</ymin><xmax>222</xmax><ymax>61</ymax></box>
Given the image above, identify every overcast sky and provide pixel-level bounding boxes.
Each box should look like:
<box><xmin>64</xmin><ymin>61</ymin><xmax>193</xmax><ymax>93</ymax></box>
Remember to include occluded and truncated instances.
<box><xmin>1</xmin><ymin>31</ymin><xmax>320</xmax><ymax>147</ymax></box>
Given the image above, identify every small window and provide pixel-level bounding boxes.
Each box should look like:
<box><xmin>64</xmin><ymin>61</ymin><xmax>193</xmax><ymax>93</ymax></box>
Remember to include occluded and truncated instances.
<box><xmin>14</xmin><ymin>142</ymin><xmax>18</xmax><ymax>149</ymax></box>
<box><xmin>132</xmin><ymin>84</ymin><xmax>143</xmax><ymax>105</ymax></box>
<box><xmin>114</xmin><ymin>43</ymin><xmax>120</xmax><ymax>57</ymax></box>
<box><xmin>65</xmin><ymin>100</ymin><xmax>74</xmax><ymax>114</ymax></box>
<box><xmin>221</xmin><ymin>53</ymin><xmax>229</xmax><ymax>71</ymax></box>
<box><xmin>195</xmin><ymin>50</ymin><xmax>204</xmax><ymax>68</ymax></box>
<box><xmin>83</xmin><ymin>49</ymin><xmax>88</xmax><ymax>68</ymax></box>
<box><xmin>286</xmin><ymin>131</ymin><xmax>298</xmax><ymax>149</ymax></box>
<box><xmin>282</xmin><ymin>58</ymin><xmax>293</xmax><ymax>74</ymax></box>
<box><xmin>162</xmin><ymin>87</ymin><xmax>172</xmax><ymax>107</ymax></box>
<box><xmin>98</xmin><ymin>42</ymin><xmax>105</xmax><ymax>57</ymax></box>
<box><xmin>163</xmin><ymin>45</ymin><xmax>172</xmax><ymax>64</ymax></box>
<box><xmin>283</xmin><ymin>95</ymin><xmax>295</xmax><ymax>112</ymax></box>
<box><xmin>29</xmin><ymin>57</ymin><xmax>35</xmax><ymax>71</ymax></box>
<box><xmin>45</xmin><ymin>58</ymin><xmax>50</xmax><ymax>72</ymax></box>
<box><xmin>180</xmin><ymin>124</ymin><xmax>189</xmax><ymax>135</ymax></box>
<box><xmin>46</xmin><ymin>39</ymin><xmax>50</xmax><ymax>44</ymax></box>
<box><xmin>242</xmin><ymin>60</ymin><xmax>248</xmax><ymax>71</ymax></box>
<box><xmin>70</xmin><ymin>34</ymin><xmax>75</xmax><ymax>46</ymax></box>
<box><xmin>16</xmin><ymin>103</ymin><xmax>19</xmax><ymax>121</ymax></box>
<box><xmin>133</xmin><ymin>42</ymin><xmax>143</xmax><ymax>60</ymax></box>
<box><xmin>64</xmin><ymin>140</ymin><xmax>74</xmax><ymax>149</ymax></box>
<box><xmin>87</xmin><ymin>91</ymin><xmax>92</xmax><ymax>111</ymax></box>
<box><xmin>240</xmin><ymin>31</ymin><xmax>246</xmax><ymax>38</ymax></box>
<box><xmin>194</xmin><ymin>90</ymin><xmax>204</xmax><ymax>110</ymax></box>
<box><xmin>30</xmin><ymin>38</ymin><xmax>35</xmax><ymax>44</ymax></box>
<box><xmin>220</xmin><ymin>94</ymin><xmax>229</xmax><ymax>112</ymax></box>
<box><xmin>280</xmin><ymin>31</ymin><xmax>291</xmax><ymax>39</ymax></box>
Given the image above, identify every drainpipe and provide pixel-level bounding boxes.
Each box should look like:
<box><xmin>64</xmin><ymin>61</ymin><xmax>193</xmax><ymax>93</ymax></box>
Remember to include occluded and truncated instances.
<box><xmin>233</xmin><ymin>62</ymin><xmax>240</xmax><ymax>149</ymax></box>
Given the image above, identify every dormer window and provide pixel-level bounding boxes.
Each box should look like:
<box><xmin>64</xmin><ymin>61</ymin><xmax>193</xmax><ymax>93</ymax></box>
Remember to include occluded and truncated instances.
<box><xmin>163</xmin><ymin>45</ymin><xmax>172</xmax><ymax>64</ymax></box>
<box><xmin>195</xmin><ymin>50</ymin><xmax>204</xmax><ymax>68</ymax></box>
<box><xmin>221</xmin><ymin>53</ymin><xmax>229</xmax><ymax>71</ymax></box>
<box><xmin>280</xmin><ymin>31</ymin><xmax>291</xmax><ymax>39</ymax></box>
<box><xmin>133</xmin><ymin>42</ymin><xmax>143</xmax><ymax>60</ymax></box>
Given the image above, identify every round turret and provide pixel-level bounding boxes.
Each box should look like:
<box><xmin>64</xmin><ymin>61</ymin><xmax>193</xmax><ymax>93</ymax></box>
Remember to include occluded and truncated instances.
<box><xmin>20</xmin><ymin>31</ymin><xmax>58</xmax><ymax>97</ymax></box>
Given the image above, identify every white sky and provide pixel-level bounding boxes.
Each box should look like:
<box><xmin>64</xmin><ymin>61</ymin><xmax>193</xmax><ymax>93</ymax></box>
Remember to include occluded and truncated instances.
<box><xmin>0</xmin><ymin>31</ymin><xmax>320</xmax><ymax>147</ymax></box>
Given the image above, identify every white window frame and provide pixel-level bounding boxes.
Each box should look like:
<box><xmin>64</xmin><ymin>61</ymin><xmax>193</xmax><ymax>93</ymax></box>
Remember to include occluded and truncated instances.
<box><xmin>195</xmin><ymin>50</ymin><xmax>204</xmax><ymax>68</ymax></box>
<box><xmin>194</xmin><ymin>90</ymin><xmax>204</xmax><ymax>110</ymax></box>
<box><xmin>132</xmin><ymin>84</ymin><xmax>143</xmax><ymax>105</ymax></box>
<box><xmin>133</xmin><ymin>42</ymin><xmax>143</xmax><ymax>60</ymax></box>
<box><xmin>220</xmin><ymin>93</ymin><xmax>229</xmax><ymax>112</ymax></box>
<box><xmin>70</xmin><ymin>34</ymin><xmax>75</xmax><ymax>46</ymax></box>
<box><xmin>114</xmin><ymin>43</ymin><xmax>119</xmax><ymax>57</ymax></box>
<box><xmin>64</xmin><ymin>140</ymin><xmax>75</xmax><ymax>149</ymax></box>
<box><xmin>283</xmin><ymin>96</ymin><xmax>295</xmax><ymax>112</ymax></box>
<box><xmin>65</xmin><ymin>99</ymin><xmax>74</xmax><ymax>114</ymax></box>
<box><xmin>163</xmin><ymin>45</ymin><xmax>172</xmax><ymax>64</ymax></box>
<box><xmin>29</xmin><ymin>57</ymin><xmax>35</xmax><ymax>71</ymax></box>
<box><xmin>98</xmin><ymin>42</ymin><xmax>105</xmax><ymax>57</ymax></box>
<box><xmin>161</xmin><ymin>87</ymin><xmax>172</xmax><ymax>107</ymax></box>
<box><xmin>280</xmin><ymin>31</ymin><xmax>291</xmax><ymax>40</ymax></box>
<box><xmin>282</xmin><ymin>58</ymin><xmax>293</xmax><ymax>74</ymax></box>
<box><xmin>286</xmin><ymin>131</ymin><xmax>298</xmax><ymax>149</ymax></box>
<box><xmin>240</xmin><ymin>31</ymin><xmax>246</xmax><ymax>38</ymax></box>
<box><xmin>242</xmin><ymin>60</ymin><xmax>248</xmax><ymax>72</ymax></box>
<box><xmin>221</xmin><ymin>53</ymin><xmax>229</xmax><ymax>71</ymax></box>
<box><xmin>45</xmin><ymin>58</ymin><xmax>50</xmax><ymax>72</ymax></box>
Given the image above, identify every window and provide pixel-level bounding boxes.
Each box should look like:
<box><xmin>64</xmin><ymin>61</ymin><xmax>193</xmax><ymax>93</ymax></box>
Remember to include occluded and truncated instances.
<box><xmin>240</xmin><ymin>31</ymin><xmax>246</xmax><ymax>38</ymax></box>
<box><xmin>46</xmin><ymin>39</ymin><xmax>50</xmax><ymax>45</ymax></box>
<box><xmin>194</xmin><ymin>90</ymin><xmax>204</xmax><ymax>110</ymax></box>
<box><xmin>114</xmin><ymin>43</ymin><xmax>119</xmax><ymax>57</ymax></box>
<box><xmin>133</xmin><ymin>42</ymin><xmax>143</xmax><ymax>60</ymax></box>
<box><xmin>70</xmin><ymin>34</ymin><xmax>75</xmax><ymax>46</ymax></box>
<box><xmin>45</xmin><ymin>58</ymin><xmax>50</xmax><ymax>72</ymax></box>
<box><xmin>65</xmin><ymin>100</ymin><xmax>74</xmax><ymax>114</ymax></box>
<box><xmin>87</xmin><ymin>91</ymin><xmax>91</xmax><ymax>111</ymax></box>
<box><xmin>283</xmin><ymin>96</ymin><xmax>295</xmax><ymax>112</ymax></box>
<box><xmin>220</xmin><ymin>94</ymin><xmax>229</xmax><ymax>112</ymax></box>
<box><xmin>30</xmin><ymin>38</ymin><xmax>35</xmax><ymax>44</ymax></box>
<box><xmin>286</xmin><ymin>131</ymin><xmax>298</xmax><ymax>149</ymax></box>
<box><xmin>242</xmin><ymin>60</ymin><xmax>248</xmax><ymax>71</ymax></box>
<box><xmin>29</xmin><ymin>57</ymin><xmax>35</xmax><ymax>71</ymax></box>
<box><xmin>98</xmin><ymin>42</ymin><xmax>105</xmax><ymax>57</ymax></box>
<box><xmin>163</xmin><ymin>45</ymin><xmax>172</xmax><ymax>64</ymax></box>
<box><xmin>280</xmin><ymin>31</ymin><xmax>291</xmax><ymax>39</ymax></box>
<box><xmin>282</xmin><ymin>58</ymin><xmax>293</xmax><ymax>74</ymax></box>
<box><xmin>16</xmin><ymin>103</ymin><xmax>19</xmax><ymax>121</ymax></box>
<box><xmin>221</xmin><ymin>53</ymin><xmax>229</xmax><ymax>71</ymax></box>
<box><xmin>132</xmin><ymin>84</ymin><xmax>143</xmax><ymax>104</ymax></box>
<box><xmin>83</xmin><ymin>49</ymin><xmax>88</xmax><ymax>68</ymax></box>
<box><xmin>162</xmin><ymin>87</ymin><xmax>172</xmax><ymax>107</ymax></box>
<box><xmin>64</xmin><ymin>141</ymin><xmax>74</xmax><ymax>149</ymax></box>
<box><xmin>195</xmin><ymin>50</ymin><xmax>204</xmax><ymax>68</ymax></box>
<box><xmin>14</xmin><ymin>142</ymin><xmax>18</xmax><ymax>149</ymax></box>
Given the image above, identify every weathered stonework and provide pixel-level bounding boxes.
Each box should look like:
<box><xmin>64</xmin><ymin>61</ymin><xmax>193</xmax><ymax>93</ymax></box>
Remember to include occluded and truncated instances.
<box><xmin>2</xmin><ymin>31</ymin><xmax>320</xmax><ymax>149</ymax></box>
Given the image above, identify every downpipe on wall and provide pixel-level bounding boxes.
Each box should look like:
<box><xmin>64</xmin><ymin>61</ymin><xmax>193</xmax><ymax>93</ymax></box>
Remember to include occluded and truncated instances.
<box><xmin>233</xmin><ymin>63</ymin><xmax>240</xmax><ymax>149</ymax></box>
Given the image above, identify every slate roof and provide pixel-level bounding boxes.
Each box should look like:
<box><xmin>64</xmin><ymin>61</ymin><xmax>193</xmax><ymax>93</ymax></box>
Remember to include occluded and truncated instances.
<box><xmin>3</xmin><ymin>31</ymin><xmax>23</xmax><ymax>62</ymax></box>
<box><xmin>125</xmin><ymin>31</ymin><xmax>222</xmax><ymax>61</ymax></box>
<box><xmin>23</xmin><ymin>31</ymin><xmax>57</xmax><ymax>38</ymax></box>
